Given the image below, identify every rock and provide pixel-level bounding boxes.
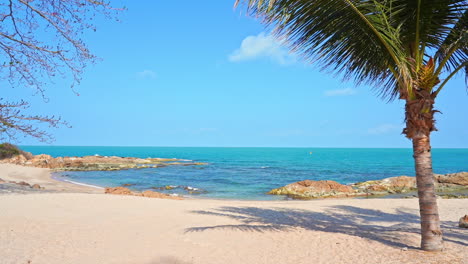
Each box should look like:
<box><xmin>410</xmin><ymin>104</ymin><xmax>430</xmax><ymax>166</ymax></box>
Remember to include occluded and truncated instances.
<box><xmin>1</xmin><ymin>152</ymin><xmax>207</xmax><ymax>171</ymax></box>
<box><xmin>105</xmin><ymin>187</ymin><xmax>133</xmax><ymax>195</ymax></box>
<box><xmin>459</xmin><ymin>215</ymin><xmax>468</xmax><ymax>228</ymax></box>
<box><xmin>104</xmin><ymin>187</ymin><xmax>183</xmax><ymax>200</ymax></box>
<box><xmin>16</xmin><ymin>181</ymin><xmax>31</xmax><ymax>187</ymax></box>
<box><xmin>383</xmin><ymin>176</ymin><xmax>416</xmax><ymax>189</ymax></box>
<box><xmin>139</xmin><ymin>190</ymin><xmax>183</xmax><ymax>200</ymax></box>
<box><xmin>183</xmin><ymin>186</ymin><xmax>208</xmax><ymax>195</ymax></box>
<box><xmin>31</xmin><ymin>184</ymin><xmax>42</xmax><ymax>189</ymax></box>
<box><xmin>0</xmin><ymin>178</ymin><xmax>5</xmax><ymax>184</ymax></box>
<box><xmin>352</xmin><ymin>176</ymin><xmax>416</xmax><ymax>195</ymax></box>
<box><xmin>268</xmin><ymin>180</ymin><xmax>355</xmax><ymax>199</ymax></box>
<box><xmin>437</xmin><ymin>194</ymin><xmax>468</xmax><ymax>199</ymax></box>
<box><xmin>436</xmin><ymin>172</ymin><xmax>468</xmax><ymax>186</ymax></box>
<box><xmin>121</xmin><ymin>183</ymin><xmax>135</xmax><ymax>187</ymax></box>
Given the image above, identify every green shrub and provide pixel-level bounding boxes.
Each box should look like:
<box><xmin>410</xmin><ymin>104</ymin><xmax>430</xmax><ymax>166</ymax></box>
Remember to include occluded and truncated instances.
<box><xmin>0</xmin><ymin>143</ymin><xmax>21</xmax><ymax>159</ymax></box>
<box><xmin>0</xmin><ymin>143</ymin><xmax>32</xmax><ymax>160</ymax></box>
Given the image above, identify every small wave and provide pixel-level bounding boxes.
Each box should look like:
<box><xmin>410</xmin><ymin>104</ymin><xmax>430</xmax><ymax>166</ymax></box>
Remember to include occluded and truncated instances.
<box><xmin>54</xmin><ymin>177</ymin><xmax>104</xmax><ymax>190</ymax></box>
<box><xmin>260</xmin><ymin>166</ymin><xmax>270</xmax><ymax>169</ymax></box>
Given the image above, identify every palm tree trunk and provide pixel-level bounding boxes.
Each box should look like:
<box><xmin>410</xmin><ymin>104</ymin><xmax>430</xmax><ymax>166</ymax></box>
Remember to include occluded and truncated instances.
<box><xmin>412</xmin><ymin>133</ymin><xmax>443</xmax><ymax>251</ymax></box>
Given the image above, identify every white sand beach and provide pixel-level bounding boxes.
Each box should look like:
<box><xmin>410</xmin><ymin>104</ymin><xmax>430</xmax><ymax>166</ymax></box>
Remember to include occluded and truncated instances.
<box><xmin>0</xmin><ymin>164</ymin><xmax>101</xmax><ymax>193</ymax></box>
<box><xmin>0</xmin><ymin>164</ymin><xmax>467</xmax><ymax>264</ymax></box>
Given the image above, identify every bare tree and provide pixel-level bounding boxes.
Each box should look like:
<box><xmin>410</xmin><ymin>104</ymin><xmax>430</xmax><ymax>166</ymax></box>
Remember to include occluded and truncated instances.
<box><xmin>0</xmin><ymin>0</ymin><xmax>122</xmax><ymax>142</ymax></box>
<box><xmin>0</xmin><ymin>99</ymin><xmax>67</xmax><ymax>142</ymax></box>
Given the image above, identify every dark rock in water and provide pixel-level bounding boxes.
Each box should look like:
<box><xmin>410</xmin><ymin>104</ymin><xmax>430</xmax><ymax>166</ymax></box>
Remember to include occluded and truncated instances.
<box><xmin>268</xmin><ymin>180</ymin><xmax>356</xmax><ymax>199</ymax></box>
<box><xmin>183</xmin><ymin>186</ymin><xmax>208</xmax><ymax>195</ymax></box>
<box><xmin>149</xmin><ymin>185</ymin><xmax>177</xmax><ymax>190</ymax></box>
<box><xmin>121</xmin><ymin>183</ymin><xmax>135</xmax><ymax>187</ymax></box>
<box><xmin>459</xmin><ymin>215</ymin><xmax>468</xmax><ymax>228</ymax></box>
<box><xmin>150</xmin><ymin>185</ymin><xmax>208</xmax><ymax>195</ymax></box>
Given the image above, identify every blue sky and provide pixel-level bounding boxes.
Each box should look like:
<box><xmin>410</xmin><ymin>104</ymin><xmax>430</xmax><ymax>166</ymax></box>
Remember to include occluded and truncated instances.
<box><xmin>3</xmin><ymin>1</ymin><xmax>468</xmax><ymax>148</ymax></box>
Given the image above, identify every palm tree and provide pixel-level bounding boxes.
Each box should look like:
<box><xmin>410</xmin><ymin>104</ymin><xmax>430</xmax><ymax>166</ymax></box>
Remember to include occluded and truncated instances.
<box><xmin>235</xmin><ymin>0</ymin><xmax>467</xmax><ymax>251</ymax></box>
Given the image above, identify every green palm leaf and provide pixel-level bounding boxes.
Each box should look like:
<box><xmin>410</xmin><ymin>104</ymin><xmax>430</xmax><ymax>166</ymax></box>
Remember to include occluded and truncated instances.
<box><xmin>236</xmin><ymin>0</ymin><xmax>468</xmax><ymax>99</ymax></box>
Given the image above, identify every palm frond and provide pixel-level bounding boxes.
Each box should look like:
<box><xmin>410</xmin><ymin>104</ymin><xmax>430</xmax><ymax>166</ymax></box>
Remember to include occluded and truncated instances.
<box><xmin>434</xmin><ymin>9</ymin><xmax>467</xmax><ymax>77</ymax></box>
<box><xmin>236</xmin><ymin>0</ymin><xmax>468</xmax><ymax>98</ymax></box>
<box><xmin>237</xmin><ymin>0</ymin><xmax>411</xmax><ymax>100</ymax></box>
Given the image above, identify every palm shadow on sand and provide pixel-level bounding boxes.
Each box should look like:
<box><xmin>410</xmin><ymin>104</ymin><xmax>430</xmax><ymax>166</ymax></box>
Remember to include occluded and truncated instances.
<box><xmin>186</xmin><ymin>205</ymin><xmax>467</xmax><ymax>249</ymax></box>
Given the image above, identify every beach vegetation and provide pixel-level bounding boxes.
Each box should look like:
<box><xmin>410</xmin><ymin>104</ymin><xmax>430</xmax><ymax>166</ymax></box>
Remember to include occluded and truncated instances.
<box><xmin>235</xmin><ymin>0</ymin><xmax>467</xmax><ymax>251</ymax></box>
<box><xmin>0</xmin><ymin>142</ymin><xmax>31</xmax><ymax>159</ymax></box>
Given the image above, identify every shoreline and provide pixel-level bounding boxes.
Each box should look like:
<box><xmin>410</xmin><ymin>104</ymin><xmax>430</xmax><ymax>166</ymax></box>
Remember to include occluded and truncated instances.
<box><xmin>2</xmin><ymin>163</ymin><xmax>467</xmax><ymax>200</ymax></box>
<box><xmin>51</xmin><ymin>174</ymin><xmax>105</xmax><ymax>190</ymax></box>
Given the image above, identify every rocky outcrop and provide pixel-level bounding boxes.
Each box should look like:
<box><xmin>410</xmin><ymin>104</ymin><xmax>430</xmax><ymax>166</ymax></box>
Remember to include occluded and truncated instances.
<box><xmin>435</xmin><ymin>172</ymin><xmax>468</xmax><ymax>186</ymax></box>
<box><xmin>353</xmin><ymin>172</ymin><xmax>468</xmax><ymax>196</ymax></box>
<box><xmin>104</xmin><ymin>187</ymin><xmax>183</xmax><ymax>200</ymax></box>
<box><xmin>267</xmin><ymin>180</ymin><xmax>357</xmax><ymax>199</ymax></box>
<box><xmin>352</xmin><ymin>176</ymin><xmax>417</xmax><ymax>194</ymax></box>
<box><xmin>269</xmin><ymin>172</ymin><xmax>468</xmax><ymax>199</ymax></box>
<box><xmin>0</xmin><ymin>179</ymin><xmax>43</xmax><ymax>190</ymax></box>
<box><xmin>1</xmin><ymin>152</ymin><xmax>207</xmax><ymax>171</ymax></box>
<box><xmin>459</xmin><ymin>215</ymin><xmax>468</xmax><ymax>228</ymax></box>
<box><xmin>105</xmin><ymin>187</ymin><xmax>133</xmax><ymax>195</ymax></box>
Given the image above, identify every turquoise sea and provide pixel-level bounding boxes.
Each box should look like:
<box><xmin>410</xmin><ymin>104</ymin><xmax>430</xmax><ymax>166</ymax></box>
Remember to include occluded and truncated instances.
<box><xmin>21</xmin><ymin>146</ymin><xmax>468</xmax><ymax>200</ymax></box>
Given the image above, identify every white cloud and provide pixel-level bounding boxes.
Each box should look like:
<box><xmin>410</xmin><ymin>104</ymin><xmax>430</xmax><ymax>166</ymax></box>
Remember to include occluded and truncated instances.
<box><xmin>324</xmin><ymin>88</ymin><xmax>357</xmax><ymax>97</ymax></box>
<box><xmin>229</xmin><ymin>32</ymin><xmax>295</xmax><ymax>65</ymax></box>
<box><xmin>136</xmin><ymin>70</ymin><xmax>157</xmax><ymax>79</ymax></box>
<box><xmin>368</xmin><ymin>124</ymin><xmax>401</xmax><ymax>135</ymax></box>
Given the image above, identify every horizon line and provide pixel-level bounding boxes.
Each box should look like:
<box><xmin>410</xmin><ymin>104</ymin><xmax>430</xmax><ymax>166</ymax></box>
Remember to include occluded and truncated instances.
<box><xmin>19</xmin><ymin>145</ymin><xmax>468</xmax><ymax>149</ymax></box>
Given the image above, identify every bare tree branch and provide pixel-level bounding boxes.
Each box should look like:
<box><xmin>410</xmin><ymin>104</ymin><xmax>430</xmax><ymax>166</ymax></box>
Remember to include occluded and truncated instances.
<box><xmin>0</xmin><ymin>98</ymin><xmax>69</xmax><ymax>143</ymax></box>
<box><xmin>0</xmin><ymin>0</ymin><xmax>123</xmax><ymax>142</ymax></box>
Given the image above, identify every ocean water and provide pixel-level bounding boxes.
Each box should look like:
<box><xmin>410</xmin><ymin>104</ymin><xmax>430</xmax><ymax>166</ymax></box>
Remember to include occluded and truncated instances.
<box><xmin>21</xmin><ymin>146</ymin><xmax>468</xmax><ymax>200</ymax></box>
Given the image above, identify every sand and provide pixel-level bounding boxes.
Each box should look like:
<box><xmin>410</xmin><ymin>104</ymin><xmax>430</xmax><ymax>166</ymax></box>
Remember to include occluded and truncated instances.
<box><xmin>0</xmin><ymin>164</ymin><xmax>101</xmax><ymax>193</ymax></box>
<box><xmin>0</xmin><ymin>164</ymin><xmax>467</xmax><ymax>264</ymax></box>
